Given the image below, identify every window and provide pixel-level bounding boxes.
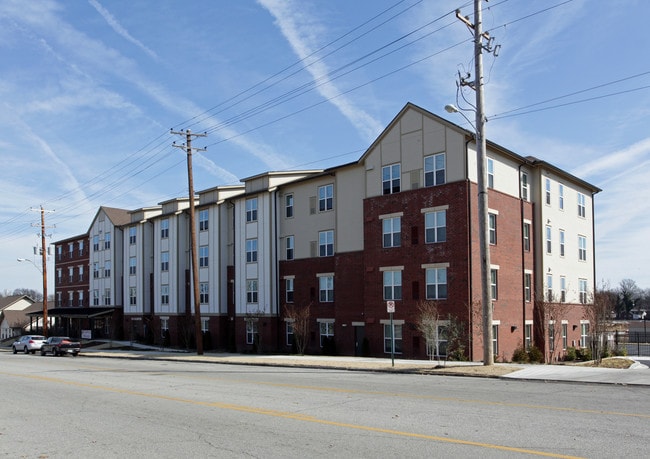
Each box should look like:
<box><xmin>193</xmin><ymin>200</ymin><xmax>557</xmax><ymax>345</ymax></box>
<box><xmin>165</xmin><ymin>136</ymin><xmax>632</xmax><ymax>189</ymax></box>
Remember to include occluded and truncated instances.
<box><xmin>78</xmin><ymin>265</ymin><xmax>84</xmax><ymax>282</ymax></box>
<box><xmin>93</xmin><ymin>262</ymin><xmax>99</xmax><ymax>279</ymax></box>
<box><xmin>104</xmin><ymin>233</ymin><xmax>111</xmax><ymax>250</ymax></box>
<box><xmin>577</xmin><ymin>193</ymin><xmax>586</xmax><ymax>218</ymax></box>
<box><xmin>425</xmin><ymin>267</ymin><xmax>447</xmax><ymax>300</ymax></box>
<box><xmin>562</xmin><ymin>323</ymin><xmax>568</xmax><ymax>350</ymax></box>
<box><xmin>246</xmin><ymin>239</ymin><xmax>258</xmax><ymax>263</ymax></box>
<box><xmin>129</xmin><ymin>287</ymin><xmax>137</xmax><ymax>306</ymax></box>
<box><xmin>559</xmin><ymin>184</ymin><xmax>565</xmax><ymax>210</ymax></box>
<box><xmin>580</xmin><ymin>323</ymin><xmax>589</xmax><ymax>348</ymax></box>
<box><xmin>56</xmin><ymin>292</ymin><xmax>62</xmax><ymax>307</ymax></box>
<box><xmin>104</xmin><ymin>261</ymin><xmax>111</xmax><ymax>278</ymax></box>
<box><xmin>382</xmin><ymin>217</ymin><xmax>401</xmax><ymax>248</ymax></box>
<box><xmin>560</xmin><ymin>276</ymin><xmax>566</xmax><ymax>303</ymax></box>
<box><xmin>490</xmin><ymin>269</ymin><xmax>498</xmax><ymax>301</ymax></box>
<box><xmin>492</xmin><ymin>324</ymin><xmax>499</xmax><ymax>356</ymax></box>
<box><xmin>247</xmin><ymin>279</ymin><xmax>258</xmax><ymax>303</ymax></box>
<box><xmin>549</xmin><ymin>322</ymin><xmax>555</xmax><ymax>352</ymax></box>
<box><xmin>129</xmin><ymin>226</ymin><xmax>136</xmax><ymax>245</ymax></box>
<box><xmin>424</xmin><ymin>210</ymin><xmax>446</xmax><ymax>243</ymax></box>
<box><xmin>286</xmin><ymin>278</ymin><xmax>294</xmax><ymax>303</ymax></box>
<box><xmin>523</xmin><ymin>223</ymin><xmax>531</xmax><ymax>251</ymax></box>
<box><xmin>161</xmin><ymin>219</ymin><xmax>169</xmax><ymax>238</ymax></box>
<box><xmin>318</xmin><ymin>184</ymin><xmax>333</xmax><ymax>212</ymax></box>
<box><xmin>200</xmin><ymin>282</ymin><xmax>209</xmax><ymax>304</ymax></box>
<box><xmin>426</xmin><ymin>325</ymin><xmax>448</xmax><ymax>357</ymax></box>
<box><xmin>286</xmin><ymin>322</ymin><xmax>294</xmax><ymax>346</ymax></box>
<box><xmin>525</xmin><ymin>324</ymin><xmax>532</xmax><ymax>349</ymax></box>
<box><xmin>199</xmin><ymin>246</ymin><xmax>209</xmax><ymax>267</ymax></box>
<box><xmin>578</xmin><ymin>235</ymin><xmax>587</xmax><ymax>261</ymax></box>
<box><xmin>546</xmin><ymin>274</ymin><xmax>553</xmax><ymax>302</ymax></box>
<box><xmin>57</xmin><ymin>268</ymin><xmax>62</xmax><ymax>282</ymax></box>
<box><xmin>161</xmin><ymin>252</ymin><xmax>169</xmax><ymax>272</ymax></box>
<box><xmin>546</xmin><ymin>226</ymin><xmax>552</xmax><ymax>254</ymax></box>
<box><xmin>104</xmin><ymin>288</ymin><xmax>111</xmax><ymax>306</ymax></box>
<box><xmin>424</xmin><ymin>153</ymin><xmax>445</xmax><ymax>187</ymax></box>
<box><xmin>93</xmin><ymin>235</ymin><xmax>99</xmax><ymax>251</ymax></box>
<box><xmin>384</xmin><ymin>323</ymin><xmax>403</xmax><ymax>354</ymax></box>
<box><xmin>559</xmin><ymin>230</ymin><xmax>565</xmax><ymax>257</ymax></box>
<box><xmin>319</xmin><ymin>275</ymin><xmax>334</xmax><ymax>302</ymax></box>
<box><xmin>579</xmin><ymin>278</ymin><xmax>588</xmax><ymax>304</ymax></box>
<box><xmin>382</xmin><ymin>164</ymin><xmax>400</xmax><ymax>195</ymax></box>
<box><xmin>545</xmin><ymin>178</ymin><xmax>551</xmax><ymax>205</ymax></box>
<box><xmin>319</xmin><ymin>322</ymin><xmax>334</xmax><ymax>348</ymax></box>
<box><xmin>201</xmin><ymin>319</ymin><xmax>209</xmax><ymax>333</ymax></box>
<box><xmin>246</xmin><ymin>320</ymin><xmax>258</xmax><ymax>345</ymax></box>
<box><xmin>199</xmin><ymin>209</ymin><xmax>209</xmax><ymax>231</ymax></box>
<box><xmin>525</xmin><ymin>272</ymin><xmax>532</xmax><ymax>302</ymax></box>
<box><xmin>286</xmin><ymin>236</ymin><xmax>294</xmax><ymax>260</ymax></box>
<box><xmin>78</xmin><ymin>290</ymin><xmax>84</xmax><ymax>307</ymax></box>
<box><xmin>68</xmin><ymin>267</ymin><xmax>74</xmax><ymax>281</ymax></box>
<box><xmin>285</xmin><ymin>194</ymin><xmax>294</xmax><ymax>218</ymax></box>
<box><xmin>487</xmin><ymin>158</ymin><xmax>494</xmax><ymax>188</ymax></box>
<box><xmin>489</xmin><ymin>213</ymin><xmax>497</xmax><ymax>245</ymax></box>
<box><xmin>161</xmin><ymin>285</ymin><xmax>169</xmax><ymax>305</ymax></box>
<box><xmin>93</xmin><ymin>290</ymin><xmax>99</xmax><ymax>306</ymax></box>
<box><xmin>161</xmin><ymin>318</ymin><xmax>169</xmax><ymax>333</ymax></box>
<box><xmin>521</xmin><ymin>173</ymin><xmax>529</xmax><ymax>201</ymax></box>
<box><xmin>319</xmin><ymin>230</ymin><xmax>334</xmax><ymax>257</ymax></box>
<box><xmin>57</xmin><ymin>245</ymin><xmax>62</xmax><ymax>259</ymax></box>
<box><xmin>68</xmin><ymin>243</ymin><xmax>74</xmax><ymax>256</ymax></box>
<box><xmin>383</xmin><ymin>270</ymin><xmax>402</xmax><ymax>300</ymax></box>
<box><xmin>68</xmin><ymin>291</ymin><xmax>73</xmax><ymax>307</ymax></box>
<box><xmin>246</xmin><ymin>198</ymin><xmax>258</xmax><ymax>222</ymax></box>
<box><xmin>129</xmin><ymin>257</ymin><xmax>136</xmax><ymax>275</ymax></box>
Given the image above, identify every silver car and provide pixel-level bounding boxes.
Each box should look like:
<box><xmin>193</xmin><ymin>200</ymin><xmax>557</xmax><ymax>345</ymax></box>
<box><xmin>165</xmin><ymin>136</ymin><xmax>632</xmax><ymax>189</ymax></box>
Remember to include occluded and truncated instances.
<box><xmin>12</xmin><ymin>335</ymin><xmax>46</xmax><ymax>354</ymax></box>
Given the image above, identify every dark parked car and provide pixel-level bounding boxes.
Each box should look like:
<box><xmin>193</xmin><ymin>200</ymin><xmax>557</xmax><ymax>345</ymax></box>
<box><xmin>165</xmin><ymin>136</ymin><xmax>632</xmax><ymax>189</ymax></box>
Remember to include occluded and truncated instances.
<box><xmin>12</xmin><ymin>335</ymin><xmax>46</xmax><ymax>354</ymax></box>
<box><xmin>40</xmin><ymin>337</ymin><xmax>81</xmax><ymax>357</ymax></box>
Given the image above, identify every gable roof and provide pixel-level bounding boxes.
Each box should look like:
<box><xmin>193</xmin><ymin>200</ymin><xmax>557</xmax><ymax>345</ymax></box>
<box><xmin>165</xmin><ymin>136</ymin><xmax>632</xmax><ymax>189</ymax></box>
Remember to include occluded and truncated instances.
<box><xmin>0</xmin><ymin>295</ymin><xmax>34</xmax><ymax>311</ymax></box>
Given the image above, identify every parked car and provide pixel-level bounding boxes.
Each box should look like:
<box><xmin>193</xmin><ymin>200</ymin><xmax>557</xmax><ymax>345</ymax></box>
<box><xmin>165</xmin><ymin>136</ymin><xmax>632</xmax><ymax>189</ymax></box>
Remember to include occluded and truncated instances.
<box><xmin>12</xmin><ymin>335</ymin><xmax>46</xmax><ymax>354</ymax></box>
<box><xmin>40</xmin><ymin>337</ymin><xmax>81</xmax><ymax>357</ymax></box>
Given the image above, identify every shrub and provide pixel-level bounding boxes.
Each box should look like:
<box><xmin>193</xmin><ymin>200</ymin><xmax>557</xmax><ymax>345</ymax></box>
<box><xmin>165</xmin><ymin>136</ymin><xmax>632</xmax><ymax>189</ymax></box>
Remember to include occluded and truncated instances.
<box><xmin>575</xmin><ymin>347</ymin><xmax>592</xmax><ymax>361</ymax></box>
<box><xmin>613</xmin><ymin>347</ymin><xmax>628</xmax><ymax>356</ymax></box>
<box><xmin>564</xmin><ymin>347</ymin><xmax>577</xmax><ymax>361</ymax></box>
<box><xmin>512</xmin><ymin>346</ymin><xmax>528</xmax><ymax>363</ymax></box>
<box><xmin>527</xmin><ymin>345</ymin><xmax>544</xmax><ymax>363</ymax></box>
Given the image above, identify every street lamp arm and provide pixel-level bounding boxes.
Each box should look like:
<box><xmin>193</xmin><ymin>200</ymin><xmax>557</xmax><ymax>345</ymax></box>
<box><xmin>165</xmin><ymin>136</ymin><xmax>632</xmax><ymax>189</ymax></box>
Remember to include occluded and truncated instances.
<box><xmin>17</xmin><ymin>257</ymin><xmax>43</xmax><ymax>274</ymax></box>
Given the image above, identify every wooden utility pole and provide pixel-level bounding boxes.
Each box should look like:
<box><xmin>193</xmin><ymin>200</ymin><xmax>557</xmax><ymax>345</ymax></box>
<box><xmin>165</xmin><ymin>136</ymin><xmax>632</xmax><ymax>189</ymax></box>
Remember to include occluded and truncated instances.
<box><xmin>454</xmin><ymin>0</ymin><xmax>500</xmax><ymax>365</ymax></box>
<box><xmin>171</xmin><ymin>129</ymin><xmax>206</xmax><ymax>355</ymax></box>
<box><xmin>31</xmin><ymin>206</ymin><xmax>55</xmax><ymax>337</ymax></box>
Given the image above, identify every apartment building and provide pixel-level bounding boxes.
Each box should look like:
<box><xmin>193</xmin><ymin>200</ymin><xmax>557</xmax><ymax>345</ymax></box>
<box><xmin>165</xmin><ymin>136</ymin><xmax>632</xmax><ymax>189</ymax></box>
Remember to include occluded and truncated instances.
<box><xmin>53</xmin><ymin>103</ymin><xmax>599</xmax><ymax>361</ymax></box>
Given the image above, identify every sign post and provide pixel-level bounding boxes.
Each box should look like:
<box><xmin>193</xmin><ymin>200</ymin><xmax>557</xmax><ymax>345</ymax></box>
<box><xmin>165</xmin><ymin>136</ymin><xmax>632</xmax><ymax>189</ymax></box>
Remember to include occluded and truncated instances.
<box><xmin>387</xmin><ymin>301</ymin><xmax>395</xmax><ymax>367</ymax></box>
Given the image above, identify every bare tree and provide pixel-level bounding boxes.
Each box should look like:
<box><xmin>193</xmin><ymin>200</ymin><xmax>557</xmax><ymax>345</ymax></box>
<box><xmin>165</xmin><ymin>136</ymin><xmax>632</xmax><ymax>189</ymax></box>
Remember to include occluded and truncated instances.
<box><xmin>617</xmin><ymin>279</ymin><xmax>641</xmax><ymax>319</ymax></box>
<box><xmin>584</xmin><ymin>283</ymin><xmax>617</xmax><ymax>364</ymax></box>
<box><xmin>283</xmin><ymin>302</ymin><xmax>311</xmax><ymax>355</ymax></box>
<box><xmin>534</xmin><ymin>293</ymin><xmax>571</xmax><ymax>363</ymax></box>
<box><xmin>416</xmin><ymin>300</ymin><xmax>445</xmax><ymax>361</ymax></box>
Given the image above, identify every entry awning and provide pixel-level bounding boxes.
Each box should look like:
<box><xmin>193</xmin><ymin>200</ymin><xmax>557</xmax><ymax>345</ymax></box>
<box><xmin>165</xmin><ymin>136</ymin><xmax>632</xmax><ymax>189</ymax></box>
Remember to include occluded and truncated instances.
<box><xmin>28</xmin><ymin>307</ymin><xmax>117</xmax><ymax>319</ymax></box>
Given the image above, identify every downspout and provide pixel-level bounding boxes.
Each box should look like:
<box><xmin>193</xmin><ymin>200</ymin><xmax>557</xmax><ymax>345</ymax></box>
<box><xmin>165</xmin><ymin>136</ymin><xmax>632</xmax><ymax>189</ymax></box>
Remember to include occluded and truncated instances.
<box><xmin>274</xmin><ymin>190</ymin><xmax>281</xmax><ymax>352</ymax></box>
<box><xmin>591</xmin><ymin>191</ymin><xmax>597</xmax><ymax>297</ymax></box>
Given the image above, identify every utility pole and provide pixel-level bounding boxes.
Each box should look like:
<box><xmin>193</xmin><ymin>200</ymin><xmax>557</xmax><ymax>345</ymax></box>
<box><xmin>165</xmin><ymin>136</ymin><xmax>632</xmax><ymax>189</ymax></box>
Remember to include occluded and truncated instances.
<box><xmin>171</xmin><ymin>129</ymin><xmax>206</xmax><ymax>355</ymax></box>
<box><xmin>31</xmin><ymin>206</ymin><xmax>55</xmax><ymax>337</ymax></box>
<box><xmin>455</xmin><ymin>0</ymin><xmax>499</xmax><ymax>365</ymax></box>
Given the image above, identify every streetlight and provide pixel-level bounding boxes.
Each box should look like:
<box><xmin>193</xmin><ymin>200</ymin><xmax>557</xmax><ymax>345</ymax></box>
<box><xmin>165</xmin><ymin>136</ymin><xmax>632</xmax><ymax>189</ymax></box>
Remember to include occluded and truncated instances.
<box><xmin>17</xmin><ymin>257</ymin><xmax>48</xmax><ymax>336</ymax></box>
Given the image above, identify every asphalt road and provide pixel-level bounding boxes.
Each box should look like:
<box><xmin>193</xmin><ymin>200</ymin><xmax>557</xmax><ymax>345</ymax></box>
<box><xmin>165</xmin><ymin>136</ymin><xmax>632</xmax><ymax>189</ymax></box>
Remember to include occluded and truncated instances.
<box><xmin>1</xmin><ymin>352</ymin><xmax>648</xmax><ymax>458</ymax></box>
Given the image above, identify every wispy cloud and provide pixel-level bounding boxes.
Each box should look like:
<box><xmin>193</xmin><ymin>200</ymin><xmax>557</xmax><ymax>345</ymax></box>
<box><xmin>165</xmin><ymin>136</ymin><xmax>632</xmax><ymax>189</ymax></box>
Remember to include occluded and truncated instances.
<box><xmin>258</xmin><ymin>0</ymin><xmax>384</xmax><ymax>142</ymax></box>
<box><xmin>88</xmin><ymin>0</ymin><xmax>159</xmax><ymax>60</ymax></box>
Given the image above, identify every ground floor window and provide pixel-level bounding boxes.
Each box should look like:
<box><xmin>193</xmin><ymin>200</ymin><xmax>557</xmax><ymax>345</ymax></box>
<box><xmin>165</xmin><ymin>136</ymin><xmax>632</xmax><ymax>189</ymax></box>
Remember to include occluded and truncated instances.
<box><xmin>425</xmin><ymin>325</ymin><xmax>447</xmax><ymax>358</ymax></box>
<box><xmin>286</xmin><ymin>321</ymin><xmax>294</xmax><ymax>346</ymax></box>
<box><xmin>492</xmin><ymin>324</ymin><xmax>499</xmax><ymax>356</ymax></box>
<box><xmin>319</xmin><ymin>322</ymin><xmax>334</xmax><ymax>348</ymax></box>
<box><xmin>246</xmin><ymin>320</ymin><xmax>258</xmax><ymax>345</ymax></box>
<box><xmin>383</xmin><ymin>323</ymin><xmax>403</xmax><ymax>354</ymax></box>
<box><xmin>580</xmin><ymin>322</ymin><xmax>589</xmax><ymax>348</ymax></box>
<box><xmin>525</xmin><ymin>323</ymin><xmax>532</xmax><ymax>349</ymax></box>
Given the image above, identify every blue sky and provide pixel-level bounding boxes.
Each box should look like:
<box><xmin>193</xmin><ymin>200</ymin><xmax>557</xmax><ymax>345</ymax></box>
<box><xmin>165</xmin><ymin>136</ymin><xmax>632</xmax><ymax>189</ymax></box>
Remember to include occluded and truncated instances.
<box><xmin>1</xmin><ymin>0</ymin><xmax>649</xmax><ymax>295</ymax></box>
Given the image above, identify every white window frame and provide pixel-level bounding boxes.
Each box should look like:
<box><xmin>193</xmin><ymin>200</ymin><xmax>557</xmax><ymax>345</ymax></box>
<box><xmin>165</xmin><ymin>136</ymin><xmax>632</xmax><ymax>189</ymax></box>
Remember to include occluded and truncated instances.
<box><xmin>318</xmin><ymin>275</ymin><xmax>334</xmax><ymax>303</ymax></box>
<box><xmin>425</xmin><ymin>267</ymin><xmax>447</xmax><ymax>300</ymax></box>
<box><xmin>383</xmin><ymin>269</ymin><xmax>402</xmax><ymax>301</ymax></box>
<box><xmin>246</xmin><ymin>238</ymin><xmax>258</xmax><ymax>263</ymax></box>
<box><xmin>382</xmin><ymin>216</ymin><xmax>401</xmax><ymax>248</ymax></box>
<box><xmin>286</xmin><ymin>235</ymin><xmax>294</xmax><ymax>260</ymax></box>
<box><xmin>246</xmin><ymin>198</ymin><xmax>258</xmax><ymax>222</ymax></box>
<box><xmin>578</xmin><ymin>235</ymin><xmax>587</xmax><ymax>261</ymax></box>
<box><xmin>578</xmin><ymin>192</ymin><xmax>586</xmax><ymax>218</ymax></box>
<box><xmin>199</xmin><ymin>245</ymin><xmax>209</xmax><ymax>268</ymax></box>
<box><xmin>424</xmin><ymin>153</ymin><xmax>445</xmax><ymax>187</ymax></box>
<box><xmin>246</xmin><ymin>279</ymin><xmax>258</xmax><ymax>304</ymax></box>
<box><xmin>318</xmin><ymin>230</ymin><xmax>334</xmax><ymax>257</ymax></box>
<box><xmin>383</xmin><ymin>322</ymin><xmax>403</xmax><ymax>354</ymax></box>
<box><xmin>161</xmin><ymin>219</ymin><xmax>169</xmax><ymax>238</ymax></box>
<box><xmin>382</xmin><ymin>164</ymin><xmax>401</xmax><ymax>195</ymax></box>
<box><xmin>318</xmin><ymin>184</ymin><xmax>333</xmax><ymax>212</ymax></box>
<box><xmin>199</xmin><ymin>209</ymin><xmax>209</xmax><ymax>231</ymax></box>
<box><xmin>424</xmin><ymin>209</ymin><xmax>446</xmax><ymax>244</ymax></box>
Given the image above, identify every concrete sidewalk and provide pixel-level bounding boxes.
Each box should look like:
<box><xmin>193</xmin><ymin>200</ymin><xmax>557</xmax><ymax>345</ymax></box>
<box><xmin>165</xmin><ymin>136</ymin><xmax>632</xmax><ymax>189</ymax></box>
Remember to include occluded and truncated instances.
<box><xmin>78</xmin><ymin>344</ymin><xmax>650</xmax><ymax>387</ymax></box>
